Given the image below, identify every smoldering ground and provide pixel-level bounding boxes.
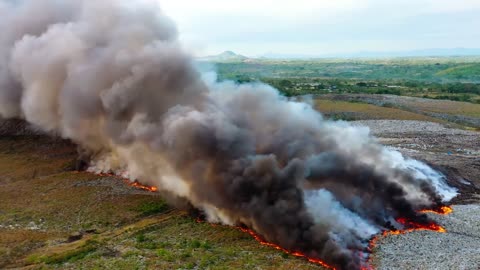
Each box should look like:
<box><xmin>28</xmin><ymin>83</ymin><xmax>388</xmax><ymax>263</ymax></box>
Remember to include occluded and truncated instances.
<box><xmin>0</xmin><ymin>1</ymin><xmax>457</xmax><ymax>269</ymax></box>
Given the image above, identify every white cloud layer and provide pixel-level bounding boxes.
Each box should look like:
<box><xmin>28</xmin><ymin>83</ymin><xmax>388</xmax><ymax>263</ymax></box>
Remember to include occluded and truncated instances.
<box><xmin>158</xmin><ymin>0</ymin><xmax>480</xmax><ymax>56</ymax></box>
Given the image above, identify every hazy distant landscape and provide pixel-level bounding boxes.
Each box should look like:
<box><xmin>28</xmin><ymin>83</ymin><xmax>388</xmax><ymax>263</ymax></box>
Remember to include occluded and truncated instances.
<box><xmin>202</xmin><ymin>52</ymin><xmax>480</xmax><ymax>105</ymax></box>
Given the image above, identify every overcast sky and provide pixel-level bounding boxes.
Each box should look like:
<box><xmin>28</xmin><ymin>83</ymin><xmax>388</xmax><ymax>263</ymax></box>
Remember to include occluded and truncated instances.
<box><xmin>159</xmin><ymin>0</ymin><xmax>480</xmax><ymax>57</ymax></box>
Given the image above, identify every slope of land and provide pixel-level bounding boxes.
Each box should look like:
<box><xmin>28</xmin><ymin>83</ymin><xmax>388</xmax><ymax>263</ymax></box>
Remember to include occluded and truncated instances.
<box><xmin>0</xmin><ymin>131</ymin><xmax>325</xmax><ymax>270</ymax></box>
<box><xmin>1</xmin><ymin>92</ymin><xmax>479</xmax><ymax>270</ymax></box>
<box><xmin>316</xmin><ymin>94</ymin><xmax>480</xmax><ymax>128</ymax></box>
<box><xmin>211</xmin><ymin>57</ymin><xmax>480</xmax><ymax>83</ymax></box>
<box><xmin>203</xmin><ymin>57</ymin><xmax>480</xmax><ymax>104</ymax></box>
<box><xmin>200</xmin><ymin>51</ymin><xmax>248</xmax><ymax>62</ymax></box>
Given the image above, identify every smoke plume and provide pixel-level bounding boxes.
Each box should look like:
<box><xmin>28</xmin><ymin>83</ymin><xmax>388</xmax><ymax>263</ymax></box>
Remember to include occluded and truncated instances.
<box><xmin>0</xmin><ymin>1</ymin><xmax>457</xmax><ymax>269</ymax></box>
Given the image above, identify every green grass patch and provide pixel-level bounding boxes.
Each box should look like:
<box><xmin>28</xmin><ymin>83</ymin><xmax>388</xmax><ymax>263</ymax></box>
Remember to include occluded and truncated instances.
<box><xmin>134</xmin><ymin>200</ymin><xmax>168</xmax><ymax>216</ymax></box>
<box><xmin>30</xmin><ymin>239</ymin><xmax>99</xmax><ymax>265</ymax></box>
<box><xmin>436</xmin><ymin>63</ymin><xmax>480</xmax><ymax>77</ymax></box>
<box><xmin>156</xmin><ymin>248</ymin><xmax>175</xmax><ymax>262</ymax></box>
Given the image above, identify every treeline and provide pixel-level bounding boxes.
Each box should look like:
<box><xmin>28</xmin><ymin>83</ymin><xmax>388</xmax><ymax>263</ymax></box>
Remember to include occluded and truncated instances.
<box><xmin>214</xmin><ymin>61</ymin><xmax>480</xmax><ymax>84</ymax></box>
<box><xmin>218</xmin><ymin>74</ymin><xmax>480</xmax><ymax>103</ymax></box>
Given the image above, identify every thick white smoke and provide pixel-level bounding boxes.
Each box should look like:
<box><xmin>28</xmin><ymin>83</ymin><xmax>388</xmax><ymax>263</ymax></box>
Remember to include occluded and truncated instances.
<box><xmin>0</xmin><ymin>1</ymin><xmax>456</xmax><ymax>269</ymax></box>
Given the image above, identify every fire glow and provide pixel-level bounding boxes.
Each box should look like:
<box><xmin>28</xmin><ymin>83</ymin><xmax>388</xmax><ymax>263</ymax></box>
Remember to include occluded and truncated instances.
<box><xmin>236</xmin><ymin>217</ymin><xmax>447</xmax><ymax>270</ymax></box>
<box><xmin>365</xmin><ymin>205</ymin><xmax>453</xmax><ymax>269</ymax></box>
<box><xmin>130</xmin><ymin>181</ymin><xmax>159</xmax><ymax>192</ymax></box>
<box><xmin>420</xmin><ymin>205</ymin><xmax>453</xmax><ymax>215</ymax></box>
<box><xmin>195</xmin><ymin>213</ymin><xmax>447</xmax><ymax>270</ymax></box>
<box><xmin>96</xmin><ymin>172</ymin><xmax>159</xmax><ymax>193</ymax></box>
<box><xmin>193</xmin><ymin>217</ymin><xmax>335</xmax><ymax>269</ymax></box>
<box><xmin>119</xmin><ymin>175</ymin><xmax>451</xmax><ymax>270</ymax></box>
<box><xmin>1</xmin><ymin>1</ymin><xmax>461</xmax><ymax>269</ymax></box>
<box><xmin>238</xmin><ymin>227</ymin><xmax>335</xmax><ymax>270</ymax></box>
<box><xmin>232</xmin><ymin>205</ymin><xmax>452</xmax><ymax>270</ymax></box>
<box><xmin>387</xmin><ymin>217</ymin><xmax>447</xmax><ymax>235</ymax></box>
<box><xmin>97</xmin><ymin>171</ymin><xmax>452</xmax><ymax>270</ymax></box>
<box><xmin>196</xmin><ymin>206</ymin><xmax>453</xmax><ymax>270</ymax></box>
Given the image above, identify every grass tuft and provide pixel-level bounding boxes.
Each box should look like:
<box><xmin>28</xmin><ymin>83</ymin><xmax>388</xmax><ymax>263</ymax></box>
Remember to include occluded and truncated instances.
<box><xmin>135</xmin><ymin>201</ymin><xmax>169</xmax><ymax>216</ymax></box>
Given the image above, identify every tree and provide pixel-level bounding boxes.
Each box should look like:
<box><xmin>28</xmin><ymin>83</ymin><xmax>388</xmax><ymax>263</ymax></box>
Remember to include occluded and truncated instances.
<box><xmin>279</xmin><ymin>79</ymin><xmax>293</xmax><ymax>88</ymax></box>
<box><xmin>356</xmin><ymin>82</ymin><xmax>368</xmax><ymax>87</ymax></box>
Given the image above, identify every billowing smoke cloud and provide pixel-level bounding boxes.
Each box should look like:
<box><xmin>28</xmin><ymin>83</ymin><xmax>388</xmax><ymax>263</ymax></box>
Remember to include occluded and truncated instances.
<box><xmin>0</xmin><ymin>1</ymin><xmax>456</xmax><ymax>269</ymax></box>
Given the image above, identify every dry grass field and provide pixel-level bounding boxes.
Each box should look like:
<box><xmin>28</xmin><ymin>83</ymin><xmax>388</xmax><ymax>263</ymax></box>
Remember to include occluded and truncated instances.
<box><xmin>315</xmin><ymin>94</ymin><xmax>480</xmax><ymax>129</ymax></box>
<box><xmin>315</xmin><ymin>100</ymin><xmax>447</xmax><ymax>123</ymax></box>
<box><xmin>0</xmin><ymin>136</ymin><xmax>324</xmax><ymax>270</ymax></box>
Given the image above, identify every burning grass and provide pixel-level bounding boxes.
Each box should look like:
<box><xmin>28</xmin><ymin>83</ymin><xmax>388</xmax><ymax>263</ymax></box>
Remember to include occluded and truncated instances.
<box><xmin>233</xmin><ymin>207</ymin><xmax>452</xmax><ymax>270</ymax></box>
<box><xmin>365</xmin><ymin>205</ymin><xmax>454</xmax><ymax>269</ymax></box>
<box><xmin>420</xmin><ymin>205</ymin><xmax>453</xmax><ymax>215</ymax></box>
<box><xmin>188</xmin><ymin>205</ymin><xmax>454</xmax><ymax>270</ymax></box>
<box><xmin>0</xmin><ymin>135</ymin><xmax>459</xmax><ymax>270</ymax></box>
<box><xmin>237</xmin><ymin>226</ymin><xmax>334</xmax><ymax>269</ymax></box>
<box><xmin>30</xmin><ymin>215</ymin><xmax>325</xmax><ymax>270</ymax></box>
<box><xmin>0</xmin><ymin>137</ymin><xmax>327</xmax><ymax>270</ymax></box>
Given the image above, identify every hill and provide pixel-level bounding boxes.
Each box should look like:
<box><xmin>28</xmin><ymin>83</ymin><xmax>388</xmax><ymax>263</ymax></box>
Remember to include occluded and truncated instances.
<box><xmin>200</xmin><ymin>51</ymin><xmax>248</xmax><ymax>62</ymax></box>
<box><xmin>0</xmin><ymin>123</ymin><xmax>324</xmax><ymax>270</ymax></box>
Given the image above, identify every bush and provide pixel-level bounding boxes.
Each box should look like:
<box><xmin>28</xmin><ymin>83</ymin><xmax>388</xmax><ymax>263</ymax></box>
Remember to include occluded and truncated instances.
<box><xmin>157</xmin><ymin>248</ymin><xmax>174</xmax><ymax>262</ymax></box>
<box><xmin>135</xmin><ymin>200</ymin><xmax>168</xmax><ymax>216</ymax></box>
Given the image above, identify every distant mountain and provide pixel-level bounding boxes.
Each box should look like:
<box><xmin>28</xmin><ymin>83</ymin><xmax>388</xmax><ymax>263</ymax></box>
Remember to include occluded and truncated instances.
<box><xmin>200</xmin><ymin>51</ymin><xmax>249</xmax><ymax>62</ymax></box>
<box><xmin>260</xmin><ymin>52</ymin><xmax>315</xmax><ymax>59</ymax></box>
<box><xmin>260</xmin><ymin>48</ymin><xmax>480</xmax><ymax>59</ymax></box>
<box><xmin>348</xmin><ymin>48</ymin><xmax>480</xmax><ymax>58</ymax></box>
<box><xmin>199</xmin><ymin>48</ymin><xmax>480</xmax><ymax>61</ymax></box>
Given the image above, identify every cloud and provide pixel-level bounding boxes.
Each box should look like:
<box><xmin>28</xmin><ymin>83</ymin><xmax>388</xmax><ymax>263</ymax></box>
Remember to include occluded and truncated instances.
<box><xmin>158</xmin><ymin>0</ymin><xmax>480</xmax><ymax>56</ymax></box>
<box><xmin>161</xmin><ymin>0</ymin><xmax>362</xmax><ymax>18</ymax></box>
<box><xmin>422</xmin><ymin>0</ymin><xmax>480</xmax><ymax>13</ymax></box>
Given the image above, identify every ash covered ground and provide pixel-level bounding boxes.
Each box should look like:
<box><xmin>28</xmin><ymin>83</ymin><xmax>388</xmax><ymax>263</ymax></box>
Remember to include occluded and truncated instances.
<box><xmin>354</xmin><ymin>120</ymin><xmax>480</xmax><ymax>270</ymax></box>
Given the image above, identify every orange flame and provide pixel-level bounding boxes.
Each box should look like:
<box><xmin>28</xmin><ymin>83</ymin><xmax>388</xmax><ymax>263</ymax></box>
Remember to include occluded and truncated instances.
<box><xmin>236</xmin><ymin>207</ymin><xmax>452</xmax><ymax>269</ymax></box>
<box><xmin>91</xmin><ymin>169</ymin><xmax>454</xmax><ymax>270</ymax></box>
<box><xmin>95</xmin><ymin>172</ymin><xmax>159</xmax><ymax>192</ymax></box>
<box><xmin>396</xmin><ymin>217</ymin><xmax>447</xmax><ymax>233</ymax></box>
<box><xmin>194</xmin><ymin>217</ymin><xmax>336</xmax><ymax>269</ymax></box>
<box><xmin>130</xmin><ymin>180</ymin><xmax>158</xmax><ymax>192</ymax></box>
<box><xmin>365</xmin><ymin>205</ymin><xmax>452</xmax><ymax>268</ymax></box>
<box><xmin>237</xmin><ymin>227</ymin><xmax>336</xmax><ymax>269</ymax></box>
<box><xmin>419</xmin><ymin>205</ymin><xmax>453</xmax><ymax>215</ymax></box>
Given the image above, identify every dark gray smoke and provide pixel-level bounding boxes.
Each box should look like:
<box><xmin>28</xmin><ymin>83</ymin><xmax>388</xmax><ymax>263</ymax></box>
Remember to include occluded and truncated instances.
<box><xmin>0</xmin><ymin>1</ymin><xmax>457</xmax><ymax>269</ymax></box>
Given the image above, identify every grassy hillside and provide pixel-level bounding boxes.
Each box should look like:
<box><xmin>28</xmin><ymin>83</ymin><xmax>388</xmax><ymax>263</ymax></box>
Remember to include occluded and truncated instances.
<box><xmin>314</xmin><ymin>94</ymin><xmax>480</xmax><ymax>129</ymax></box>
<box><xmin>212</xmin><ymin>58</ymin><xmax>480</xmax><ymax>83</ymax></box>
<box><xmin>1</xmin><ymin>92</ymin><xmax>477</xmax><ymax>268</ymax></box>
<box><xmin>436</xmin><ymin>64</ymin><xmax>480</xmax><ymax>79</ymax></box>
<box><xmin>315</xmin><ymin>100</ymin><xmax>448</xmax><ymax>123</ymax></box>
<box><xmin>202</xmin><ymin>57</ymin><xmax>480</xmax><ymax>104</ymax></box>
<box><xmin>0</xmin><ymin>136</ymin><xmax>325</xmax><ymax>270</ymax></box>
